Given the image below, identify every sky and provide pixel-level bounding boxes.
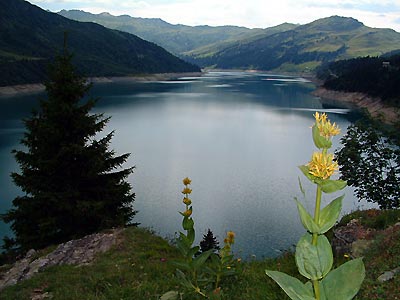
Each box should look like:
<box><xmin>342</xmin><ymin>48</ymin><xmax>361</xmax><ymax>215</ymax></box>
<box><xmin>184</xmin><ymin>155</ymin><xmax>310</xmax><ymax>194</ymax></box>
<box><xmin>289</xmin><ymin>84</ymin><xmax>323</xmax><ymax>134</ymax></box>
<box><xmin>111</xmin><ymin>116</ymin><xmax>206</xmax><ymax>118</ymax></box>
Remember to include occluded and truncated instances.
<box><xmin>28</xmin><ymin>0</ymin><xmax>400</xmax><ymax>32</ymax></box>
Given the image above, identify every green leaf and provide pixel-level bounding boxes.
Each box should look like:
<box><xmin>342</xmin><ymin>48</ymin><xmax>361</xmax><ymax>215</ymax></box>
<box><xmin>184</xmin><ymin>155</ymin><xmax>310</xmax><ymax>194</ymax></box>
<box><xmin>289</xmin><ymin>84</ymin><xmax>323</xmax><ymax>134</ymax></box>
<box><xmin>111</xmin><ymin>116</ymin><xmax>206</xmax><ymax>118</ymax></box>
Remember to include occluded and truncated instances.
<box><xmin>192</xmin><ymin>250</ymin><xmax>213</xmax><ymax>270</ymax></box>
<box><xmin>265</xmin><ymin>270</ymin><xmax>315</xmax><ymax>300</ymax></box>
<box><xmin>320</xmin><ymin>180</ymin><xmax>347</xmax><ymax>194</ymax></box>
<box><xmin>295</xmin><ymin>233</ymin><xmax>333</xmax><ymax>280</ymax></box>
<box><xmin>299</xmin><ymin>165</ymin><xmax>317</xmax><ymax>183</ymax></box>
<box><xmin>176</xmin><ymin>269</ymin><xmax>196</xmax><ymax>290</ymax></box>
<box><xmin>182</xmin><ymin>216</ymin><xmax>194</xmax><ymax>230</ymax></box>
<box><xmin>312</xmin><ymin>124</ymin><xmax>332</xmax><ymax>149</ymax></box>
<box><xmin>160</xmin><ymin>291</ymin><xmax>180</xmax><ymax>300</ymax></box>
<box><xmin>187</xmin><ymin>228</ymin><xmax>195</xmax><ymax>245</ymax></box>
<box><xmin>187</xmin><ymin>246</ymin><xmax>200</xmax><ymax>258</ymax></box>
<box><xmin>318</xmin><ymin>195</ymin><xmax>343</xmax><ymax>234</ymax></box>
<box><xmin>320</xmin><ymin>258</ymin><xmax>365</xmax><ymax>300</ymax></box>
<box><xmin>295</xmin><ymin>199</ymin><xmax>320</xmax><ymax>233</ymax></box>
<box><xmin>298</xmin><ymin>177</ymin><xmax>306</xmax><ymax>197</ymax></box>
<box><xmin>171</xmin><ymin>261</ymin><xmax>191</xmax><ymax>271</ymax></box>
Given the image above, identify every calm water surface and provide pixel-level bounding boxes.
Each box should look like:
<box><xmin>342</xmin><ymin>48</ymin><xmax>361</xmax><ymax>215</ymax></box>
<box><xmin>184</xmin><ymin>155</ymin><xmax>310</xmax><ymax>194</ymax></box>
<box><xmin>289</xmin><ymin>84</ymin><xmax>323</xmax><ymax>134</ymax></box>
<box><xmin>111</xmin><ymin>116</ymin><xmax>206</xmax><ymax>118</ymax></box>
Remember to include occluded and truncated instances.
<box><xmin>0</xmin><ymin>72</ymin><xmax>370</xmax><ymax>258</ymax></box>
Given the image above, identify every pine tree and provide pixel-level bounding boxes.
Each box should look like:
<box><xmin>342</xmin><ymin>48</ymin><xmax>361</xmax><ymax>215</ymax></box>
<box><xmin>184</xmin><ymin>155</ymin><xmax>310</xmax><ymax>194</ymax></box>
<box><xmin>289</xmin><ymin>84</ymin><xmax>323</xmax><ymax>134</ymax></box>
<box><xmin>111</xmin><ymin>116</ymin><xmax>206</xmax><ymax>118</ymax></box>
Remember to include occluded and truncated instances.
<box><xmin>1</xmin><ymin>44</ymin><xmax>136</xmax><ymax>252</ymax></box>
<box><xmin>199</xmin><ymin>229</ymin><xmax>220</xmax><ymax>254</ymax></box>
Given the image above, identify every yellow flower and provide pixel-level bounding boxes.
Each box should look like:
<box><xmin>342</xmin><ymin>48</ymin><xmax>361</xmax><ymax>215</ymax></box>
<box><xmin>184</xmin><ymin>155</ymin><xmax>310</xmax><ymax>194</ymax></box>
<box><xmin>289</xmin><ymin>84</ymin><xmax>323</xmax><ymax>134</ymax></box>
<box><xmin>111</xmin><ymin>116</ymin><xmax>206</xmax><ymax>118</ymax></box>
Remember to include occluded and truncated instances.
<box><xmin>183</xmin><ymin>197</ymin><xmax>192</xmax><ymax>205</ymax></box>
<box><xmin>308</xmin><ymin>151</ymin><xmax>338</xmax><ymax>179</ymax></box>
<box><xmin>183</xmin><ymin>209</ymin><xmax>192</xmax><ymax>217</ymax></box>
<box><xmin>182</xmin><ymin>177</ymin><xmax>192</xmax><ymax>186</ymax></box>
<box><xmin>225</xmin><ymin>231</ymin><xmax>235</xmax><ymax>244</ymax></box>
<box><xmin>314</xmin><ymin>112</ymin><xmax>341</xmax><ymax>138</ymax></box>
<box><xmin>181</xmin><ymin>187</ymin><xmax>192</xmax><ymax>195</ymax></box>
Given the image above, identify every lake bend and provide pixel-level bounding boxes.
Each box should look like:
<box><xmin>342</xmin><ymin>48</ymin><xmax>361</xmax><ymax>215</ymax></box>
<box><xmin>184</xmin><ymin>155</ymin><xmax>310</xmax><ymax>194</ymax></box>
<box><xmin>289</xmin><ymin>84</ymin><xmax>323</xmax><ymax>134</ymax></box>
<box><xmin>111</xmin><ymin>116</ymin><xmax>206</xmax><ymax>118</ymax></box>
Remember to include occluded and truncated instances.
<box><xmin>0</xmin><ymin>71</ymin><xmax>373</xmax><ymax>258</ymax></box>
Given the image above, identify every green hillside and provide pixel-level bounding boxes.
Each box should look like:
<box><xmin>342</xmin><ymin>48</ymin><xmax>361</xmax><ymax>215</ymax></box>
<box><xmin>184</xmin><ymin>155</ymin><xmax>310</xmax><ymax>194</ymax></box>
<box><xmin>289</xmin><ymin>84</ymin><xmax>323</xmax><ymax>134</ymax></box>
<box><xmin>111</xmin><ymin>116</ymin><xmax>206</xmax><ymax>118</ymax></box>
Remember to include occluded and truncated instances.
<box><xmin>186</xmin><ymin>16</ymin><xmax>400</xmax><ymax>71</ymax></box>
<box><xmin>58</xmin><ymin>10</ymin><xmax>296</xmax><ymax>56</ymax></box>
<box><xmin>0</xmin><ymin>0</ymin><xmax>200</xmax><ymax>86</ymax></box>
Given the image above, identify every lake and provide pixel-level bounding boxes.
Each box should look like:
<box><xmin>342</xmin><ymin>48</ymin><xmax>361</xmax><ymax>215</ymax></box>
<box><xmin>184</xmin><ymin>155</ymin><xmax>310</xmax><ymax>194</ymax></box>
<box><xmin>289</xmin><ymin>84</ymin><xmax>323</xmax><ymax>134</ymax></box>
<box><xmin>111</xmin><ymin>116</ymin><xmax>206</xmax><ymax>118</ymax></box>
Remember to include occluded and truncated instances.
<box><xmin>0</xmin><ymin>71</ymin><xmax>371</xmax><ymax>258</ymax></box>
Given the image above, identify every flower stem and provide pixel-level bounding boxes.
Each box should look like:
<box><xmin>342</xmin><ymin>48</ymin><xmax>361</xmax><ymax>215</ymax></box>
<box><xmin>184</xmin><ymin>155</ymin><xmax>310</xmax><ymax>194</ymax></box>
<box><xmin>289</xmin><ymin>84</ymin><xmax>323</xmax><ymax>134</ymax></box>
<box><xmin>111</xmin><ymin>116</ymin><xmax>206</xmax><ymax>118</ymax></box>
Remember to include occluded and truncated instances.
<box><xmin>312</xmin><ymin>184</ymin><xmax>322</xmax><ymax>300</ymax></box>
<box><xmin>312</xmin><ymin>185</ymin><xmax>322</xmax><ymax>246</ymax></box>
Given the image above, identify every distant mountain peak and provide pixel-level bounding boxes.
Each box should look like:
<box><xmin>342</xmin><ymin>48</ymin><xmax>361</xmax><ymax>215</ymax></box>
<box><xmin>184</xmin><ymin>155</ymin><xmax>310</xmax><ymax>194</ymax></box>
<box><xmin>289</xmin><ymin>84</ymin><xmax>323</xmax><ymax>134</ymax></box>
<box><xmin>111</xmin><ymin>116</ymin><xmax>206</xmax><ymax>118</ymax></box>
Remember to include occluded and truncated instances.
<box><xmin>304</xmin><ymin>15</ymin><xmax>364</xmax><ymax>31</ymax></box>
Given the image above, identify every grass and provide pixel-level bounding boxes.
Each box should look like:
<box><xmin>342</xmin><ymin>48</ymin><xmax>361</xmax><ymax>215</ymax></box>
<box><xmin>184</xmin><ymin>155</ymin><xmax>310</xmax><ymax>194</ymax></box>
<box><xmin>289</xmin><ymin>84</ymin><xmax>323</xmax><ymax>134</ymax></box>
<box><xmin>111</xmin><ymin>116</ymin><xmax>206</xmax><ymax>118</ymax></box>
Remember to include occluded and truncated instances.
<box><xmin>1</xmin><ymin>210</ymin><xmax>400</xmax><ymax>299</ymax></box>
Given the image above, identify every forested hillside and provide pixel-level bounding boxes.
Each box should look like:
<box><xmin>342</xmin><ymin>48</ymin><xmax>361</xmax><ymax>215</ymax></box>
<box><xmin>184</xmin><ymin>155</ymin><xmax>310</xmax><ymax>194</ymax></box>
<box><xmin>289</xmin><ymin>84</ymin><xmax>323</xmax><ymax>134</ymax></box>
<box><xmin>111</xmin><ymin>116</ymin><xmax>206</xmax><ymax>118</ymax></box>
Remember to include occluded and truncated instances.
<box><xmin>316</xmin><ymin>54</ymin><xmax>400</xmax><ymax>106</ymax></box>
<box><xmin>0</xmin><ymin>0</ymin><xmax>200</xmax><ymax>86</ymax></box>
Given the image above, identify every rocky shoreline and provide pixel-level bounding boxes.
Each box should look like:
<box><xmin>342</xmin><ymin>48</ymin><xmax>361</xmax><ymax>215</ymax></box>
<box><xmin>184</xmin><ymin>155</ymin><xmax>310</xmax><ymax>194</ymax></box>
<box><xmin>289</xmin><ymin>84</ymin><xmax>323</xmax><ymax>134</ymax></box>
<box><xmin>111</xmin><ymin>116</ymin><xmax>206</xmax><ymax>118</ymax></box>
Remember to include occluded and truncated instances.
<box><xmin>313</xmin><ymin>87</ymin><xmax>399</xmax><ymax>124</ymax></box>
<box><xmin>0</xmin><ymin>72</ymin><xmax>203</xmax><ymax>97</ymax></box>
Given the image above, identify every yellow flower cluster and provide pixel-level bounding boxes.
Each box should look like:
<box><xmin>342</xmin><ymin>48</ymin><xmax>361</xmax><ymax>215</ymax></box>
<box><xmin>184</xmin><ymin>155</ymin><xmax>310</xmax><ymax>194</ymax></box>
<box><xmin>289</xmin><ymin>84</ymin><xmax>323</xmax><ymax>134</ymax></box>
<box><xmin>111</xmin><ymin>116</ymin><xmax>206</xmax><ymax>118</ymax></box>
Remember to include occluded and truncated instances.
<box><xmin>308</xmin><ymin>151</ymin><xmax>338</xmax><ymax>179</ymax></box>
<box><xmin>314</xmin><ymin>112</ymin><xmax>340</xmax><ymax>138</ymax></box>
<box><xmin>183</xmin><ymin>197</ymin><xmax>192</xmax><ymax>205</ymax></box>
<box><xmin>224</xmin><ymin>231</ymin><xmax>235</xmax><ymax>245</ymax></box>
<box><xmin>182</xmin><ymin>187</ymin><xmax>192</xmax><ymax>195</ymax></box>
<box><xmin>182</xmin><ymin>177</ymin><xmax>192</xmax><ymax>186</ymax></box>
<box><xmin>183</xmin><ymin>209</ymin><xmax>192</xmax><ymax>217</ymax></box>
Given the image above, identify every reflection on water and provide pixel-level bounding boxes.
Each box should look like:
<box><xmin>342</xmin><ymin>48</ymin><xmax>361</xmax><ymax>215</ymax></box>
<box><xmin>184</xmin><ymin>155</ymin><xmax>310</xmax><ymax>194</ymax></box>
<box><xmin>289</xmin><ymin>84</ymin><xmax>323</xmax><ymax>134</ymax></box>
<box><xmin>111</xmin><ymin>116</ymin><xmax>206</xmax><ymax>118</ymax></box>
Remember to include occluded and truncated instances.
<box><xmin>0</xmin><ymin>72</ymin><xmax>369</xmax><ymax>258</ymax></box>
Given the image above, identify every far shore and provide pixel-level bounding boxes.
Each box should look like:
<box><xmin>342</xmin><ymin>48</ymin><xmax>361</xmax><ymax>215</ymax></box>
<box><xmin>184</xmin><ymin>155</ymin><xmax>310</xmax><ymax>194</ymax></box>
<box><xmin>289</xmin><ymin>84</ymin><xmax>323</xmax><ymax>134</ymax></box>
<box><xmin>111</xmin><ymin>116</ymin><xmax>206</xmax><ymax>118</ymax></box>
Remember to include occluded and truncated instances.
<box><xmin>1</xmin><ymin>71</ymin><xmax>398</xmax><ymax>125</ymax></box>
<box><xmin>313</xmin><ymin>87</ymin><xmax>399</xmax><ymax>125</ymax></box>
<box><xmin>0</xmin><ymin>72</ymin><xmax>203</xmax><ymax>97</ymax></box>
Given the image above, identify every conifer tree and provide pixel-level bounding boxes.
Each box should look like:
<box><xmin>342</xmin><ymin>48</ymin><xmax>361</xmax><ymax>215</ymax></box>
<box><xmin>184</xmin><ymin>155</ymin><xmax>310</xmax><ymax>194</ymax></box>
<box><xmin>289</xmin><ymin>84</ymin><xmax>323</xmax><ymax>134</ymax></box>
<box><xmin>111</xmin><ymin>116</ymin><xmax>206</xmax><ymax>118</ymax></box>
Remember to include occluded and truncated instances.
<box><xmin>199</xmin><ymin>229</ymin><xmax>220</xmax><ymax>254</ymax></box>
<box><xmin>1</xmin><ymin>44</ymin><xmax>136</xmax><ymax>252</ymax></box>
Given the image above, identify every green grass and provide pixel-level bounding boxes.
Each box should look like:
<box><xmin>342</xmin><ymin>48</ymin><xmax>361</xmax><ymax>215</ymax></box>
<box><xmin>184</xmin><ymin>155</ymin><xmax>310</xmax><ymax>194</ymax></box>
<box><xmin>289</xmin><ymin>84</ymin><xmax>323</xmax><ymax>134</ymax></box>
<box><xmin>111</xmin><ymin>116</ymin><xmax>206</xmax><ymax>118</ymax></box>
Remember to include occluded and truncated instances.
<box><xmin>1</xmin><ymin>210</ymin><xmax>400</xmax><ymax>299</ymax></box>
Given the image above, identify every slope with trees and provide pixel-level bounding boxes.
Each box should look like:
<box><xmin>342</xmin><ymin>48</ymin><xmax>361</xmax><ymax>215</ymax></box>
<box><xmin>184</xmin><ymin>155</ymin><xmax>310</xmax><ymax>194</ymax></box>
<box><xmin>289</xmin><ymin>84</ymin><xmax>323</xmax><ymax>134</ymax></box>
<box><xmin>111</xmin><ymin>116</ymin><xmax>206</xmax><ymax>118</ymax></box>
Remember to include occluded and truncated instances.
<box><xmin>316</xmin><ymin>54</ymin><xmax>400</xmax><ymax>107</ymax></box>
<box><xmin>1</xmin><ymin>43</ymin><xmax>136</xmax><ymax>253</ymax></box>
<box><xmin>0</xmin><ymin>0</ymin><xmax>200</xmax><ymax>86</ymax></box>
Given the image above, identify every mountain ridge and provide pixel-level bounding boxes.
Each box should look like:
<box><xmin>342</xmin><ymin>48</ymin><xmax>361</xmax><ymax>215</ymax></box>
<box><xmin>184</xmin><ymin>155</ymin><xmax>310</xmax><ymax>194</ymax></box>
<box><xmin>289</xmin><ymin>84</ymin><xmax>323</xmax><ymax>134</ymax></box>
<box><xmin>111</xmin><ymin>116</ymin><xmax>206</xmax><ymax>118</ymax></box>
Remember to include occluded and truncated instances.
<box><xmin>0</xmin><ymin>0</ymin><xmax>200</xmax><ymax>86</ymax></box>
<box><xmin>58</xmin><ymin>10</ymin><xmax>400</xmax><ymax>72</ymax></box>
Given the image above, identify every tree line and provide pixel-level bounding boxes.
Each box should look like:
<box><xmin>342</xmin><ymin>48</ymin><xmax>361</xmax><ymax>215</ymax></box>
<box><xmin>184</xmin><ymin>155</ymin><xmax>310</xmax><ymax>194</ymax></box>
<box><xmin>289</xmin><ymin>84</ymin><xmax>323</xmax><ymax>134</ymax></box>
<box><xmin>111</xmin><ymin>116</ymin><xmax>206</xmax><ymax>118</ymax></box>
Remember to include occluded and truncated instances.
<box><xmin>316</xmin><ymin>53</ymin><xmax>400</xmax><ymax>107</ymax></box>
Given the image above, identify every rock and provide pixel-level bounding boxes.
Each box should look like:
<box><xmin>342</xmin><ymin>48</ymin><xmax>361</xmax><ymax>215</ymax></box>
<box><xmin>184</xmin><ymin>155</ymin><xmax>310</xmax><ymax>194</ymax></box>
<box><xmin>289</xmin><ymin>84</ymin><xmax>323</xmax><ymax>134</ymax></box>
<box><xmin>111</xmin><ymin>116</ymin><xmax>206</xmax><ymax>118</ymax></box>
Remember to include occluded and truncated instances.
<box><xmin>351</xmin><ymin>239</ymin><xmax>372</xmax><ymax>258</ymax></box>
<box><xmin>378</xmin><ymin>268</ymin><xmax>400</xmax><ymax>282</ymax></box>
<box><xmin>0</xmin><ymin>228</ymin><xmax>123</xmax><ymax>290</ymax></box>
<box><xmin>332</xmin><ymin>218</ymin><xmax>376</xmax><ymax>257</ymax></box>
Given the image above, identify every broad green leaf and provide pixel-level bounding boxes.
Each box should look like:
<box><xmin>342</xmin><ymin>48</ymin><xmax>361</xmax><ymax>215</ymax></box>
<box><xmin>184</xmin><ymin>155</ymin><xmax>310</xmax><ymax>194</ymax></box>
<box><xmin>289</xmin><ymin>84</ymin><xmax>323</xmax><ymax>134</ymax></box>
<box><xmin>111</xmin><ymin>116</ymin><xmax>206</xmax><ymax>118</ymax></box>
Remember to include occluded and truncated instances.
<box><xmin>312</xmin><ymin>124</ymin><xmax>332</xmax><ymax>149</ymax></box>
<box><xmin>187</xmin><ymin>228</ymin><xmax>195</xmax><ymax>245</ymax></box>
<box><xmin>296</xmin><ymin>233</ymin><xmax>333</xmax><ymax>280</ymax></box>
<box><xmin>299</xmin><ymin>165</ymin><xmax>317</xmax><ymax>183</ymax></box>
<box><xmin>320</xmin><ymin>258</ymin><xmax>365</xmax><ymax>300</ymax></box>
<box><xmin>182</xmin><ymin>216</ymin><xmax>194</xmax><ymax>230</ymax></box>
<box><xmin>318</xmin><ymin>195</ymin><xmax>343</xmax><ymax>233</ymax></box>
<box><xmin>320</xmin><ymin>179</ymin><xmax>347</xmax><ymax>194</ymax></box>
<box><xmin>160</xmin><ymin>291</ymin><xmax>179</xmax><ymax>300</ymax></box>
<box><xmin>265</xmin><ymin>270</ymin><xmax>315</xmax><ymax>300</ymax></box>
<box><xmin>192</xmin><ymin>250</ymin><xmax>213</xmax><ymax>270</ymax></box>
<box><xmin>295</xmin><ymin>199</ymin><xmax>320</xmax><ymax>233</ymax></box>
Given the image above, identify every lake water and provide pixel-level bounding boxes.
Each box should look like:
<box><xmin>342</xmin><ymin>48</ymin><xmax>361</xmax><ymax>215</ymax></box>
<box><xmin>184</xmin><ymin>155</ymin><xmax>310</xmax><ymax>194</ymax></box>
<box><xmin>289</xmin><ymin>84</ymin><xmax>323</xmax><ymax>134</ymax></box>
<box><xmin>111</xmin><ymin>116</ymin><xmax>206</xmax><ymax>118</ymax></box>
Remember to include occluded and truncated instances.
<box><xmin>0</xmin><ymin>71</ymin><xmax>371</xmax><ymax>258</ymax></box>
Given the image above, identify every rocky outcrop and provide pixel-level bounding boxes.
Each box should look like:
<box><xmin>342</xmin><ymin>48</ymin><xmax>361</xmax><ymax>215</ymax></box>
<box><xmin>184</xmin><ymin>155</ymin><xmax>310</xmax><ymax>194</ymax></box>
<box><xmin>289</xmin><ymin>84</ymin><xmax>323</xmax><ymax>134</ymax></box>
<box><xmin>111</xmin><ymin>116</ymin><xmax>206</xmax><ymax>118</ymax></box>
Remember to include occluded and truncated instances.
<box><xmin>0</xmin><ymin>228</ymin><xmax>123</xmax><ymax>290</ymax></box>
<box><xmin>332</xmin><ymin>218</ymin><xmax>377</xmax><ymax>258</ymax></box>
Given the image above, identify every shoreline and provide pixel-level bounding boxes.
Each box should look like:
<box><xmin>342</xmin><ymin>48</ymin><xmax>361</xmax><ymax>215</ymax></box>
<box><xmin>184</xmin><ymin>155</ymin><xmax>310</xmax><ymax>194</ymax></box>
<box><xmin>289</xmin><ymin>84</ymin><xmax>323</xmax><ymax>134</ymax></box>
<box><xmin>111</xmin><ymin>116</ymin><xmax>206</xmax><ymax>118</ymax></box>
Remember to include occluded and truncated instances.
<box><xmin>0</xmin><ymin>72</ymin><xmax>203</xmax><ymax>97</ymax></box>
<box><xmin>312</xmin><ymin>87</ymin><xmax>399</xmax><ymax>124</ymax></box>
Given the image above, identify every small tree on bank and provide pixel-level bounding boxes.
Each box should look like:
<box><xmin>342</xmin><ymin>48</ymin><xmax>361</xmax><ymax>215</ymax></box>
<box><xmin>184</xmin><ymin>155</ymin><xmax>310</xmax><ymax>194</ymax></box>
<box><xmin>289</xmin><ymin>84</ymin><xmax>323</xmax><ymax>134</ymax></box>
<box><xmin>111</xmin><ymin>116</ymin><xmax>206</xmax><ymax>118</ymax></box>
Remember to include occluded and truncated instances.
<box><xmin>1</xmin><ymin>45</ymin><xmax>136</xmax><ymax>252</ymax></box>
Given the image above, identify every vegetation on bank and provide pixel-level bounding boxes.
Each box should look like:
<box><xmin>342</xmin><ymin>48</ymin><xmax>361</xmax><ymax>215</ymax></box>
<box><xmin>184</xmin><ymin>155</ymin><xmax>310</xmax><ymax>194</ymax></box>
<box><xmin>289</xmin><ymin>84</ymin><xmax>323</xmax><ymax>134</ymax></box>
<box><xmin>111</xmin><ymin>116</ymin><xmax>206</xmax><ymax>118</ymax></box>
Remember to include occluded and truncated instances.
<box><xmin>316</xmin><ymin>53</ymin><xmax>400</xmax><ymax>107</ymax></box>
<box><xmin>1</xmin><ymin>209</ymin><xmax>400</xmax><ymax>300</ymax></box>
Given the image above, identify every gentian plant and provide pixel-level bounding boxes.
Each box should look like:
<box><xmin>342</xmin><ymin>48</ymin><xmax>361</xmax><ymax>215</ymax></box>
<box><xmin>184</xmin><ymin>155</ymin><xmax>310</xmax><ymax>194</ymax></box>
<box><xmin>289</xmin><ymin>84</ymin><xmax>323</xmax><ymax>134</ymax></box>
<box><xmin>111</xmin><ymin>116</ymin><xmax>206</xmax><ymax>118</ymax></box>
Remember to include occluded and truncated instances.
<box><xmin>266</xmin><ymin>112</ymin><xmax>365</xmax><ymax>300</ymax></box>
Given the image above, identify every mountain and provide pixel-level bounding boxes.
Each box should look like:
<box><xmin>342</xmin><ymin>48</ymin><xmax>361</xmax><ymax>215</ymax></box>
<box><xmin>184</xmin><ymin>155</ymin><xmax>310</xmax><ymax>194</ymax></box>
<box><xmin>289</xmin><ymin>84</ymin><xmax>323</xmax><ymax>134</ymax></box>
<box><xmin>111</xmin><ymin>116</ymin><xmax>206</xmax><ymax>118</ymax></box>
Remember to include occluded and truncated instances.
<box><xmin>0</xmin><ymin>0</ymin><xmax>200</xmax><ymax>86</ymax></box>
<box><xmin>58</xmin><ymin>10</ymin><xmax>297</xmax><ymax>56</ymax></box>
<box><xmin>185</xmin><ymin>16</ymin><xmax>400</xmax><ymax>71</ymax></box>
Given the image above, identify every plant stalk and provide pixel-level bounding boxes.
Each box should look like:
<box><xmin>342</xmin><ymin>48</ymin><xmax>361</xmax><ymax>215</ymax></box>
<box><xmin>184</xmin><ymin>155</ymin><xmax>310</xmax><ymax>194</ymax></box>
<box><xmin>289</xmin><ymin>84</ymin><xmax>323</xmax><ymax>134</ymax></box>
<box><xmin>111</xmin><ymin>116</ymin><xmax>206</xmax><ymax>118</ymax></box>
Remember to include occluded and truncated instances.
<box><xmin>312</xmin><ymin>185</ymin><xmax>322</xmax><ymax>246</ymax></box>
